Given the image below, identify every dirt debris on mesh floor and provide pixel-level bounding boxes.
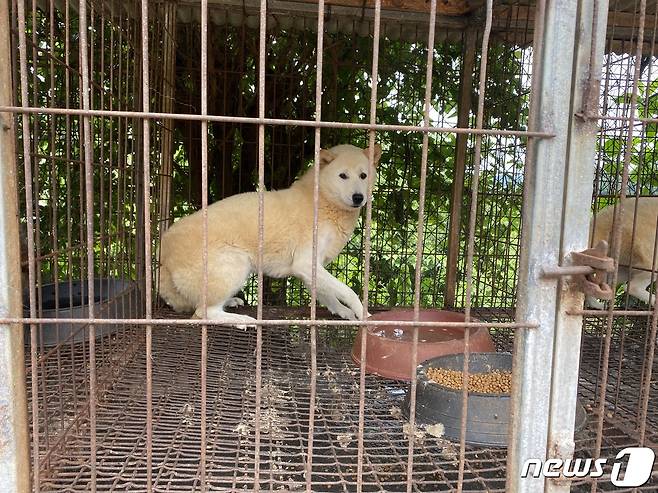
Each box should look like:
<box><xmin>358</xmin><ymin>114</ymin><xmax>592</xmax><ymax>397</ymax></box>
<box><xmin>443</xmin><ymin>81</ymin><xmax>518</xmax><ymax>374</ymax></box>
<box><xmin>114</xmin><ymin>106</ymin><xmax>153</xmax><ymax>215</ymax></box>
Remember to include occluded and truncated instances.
<box><xmin>30</xmin><ymin>308</ymin><xmax>657</xmax><ymax>491</ymax></box>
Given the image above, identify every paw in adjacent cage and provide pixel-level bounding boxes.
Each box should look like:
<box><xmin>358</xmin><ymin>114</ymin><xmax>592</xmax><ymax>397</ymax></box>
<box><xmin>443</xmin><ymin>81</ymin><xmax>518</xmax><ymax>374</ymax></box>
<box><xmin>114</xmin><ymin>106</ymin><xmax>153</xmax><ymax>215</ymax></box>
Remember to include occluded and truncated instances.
<box><xmin>587</xmin><ymin>198</ymin><xmax>658</xmax><ymax>309</ymax></box>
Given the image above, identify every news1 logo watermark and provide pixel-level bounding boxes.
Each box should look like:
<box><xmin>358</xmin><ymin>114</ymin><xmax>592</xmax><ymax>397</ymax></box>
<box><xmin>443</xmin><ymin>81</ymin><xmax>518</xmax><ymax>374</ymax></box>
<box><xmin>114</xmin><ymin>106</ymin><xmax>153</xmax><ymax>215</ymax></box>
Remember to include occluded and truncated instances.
<box><xmin>521</xmin><ymin>447</ymin><xmax>656</xmax><ymax>487</ymax></box>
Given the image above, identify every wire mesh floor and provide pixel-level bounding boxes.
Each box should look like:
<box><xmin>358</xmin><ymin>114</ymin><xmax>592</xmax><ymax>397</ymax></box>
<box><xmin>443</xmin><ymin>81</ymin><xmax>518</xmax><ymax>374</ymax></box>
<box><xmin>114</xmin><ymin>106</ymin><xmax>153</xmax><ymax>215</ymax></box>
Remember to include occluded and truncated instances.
<box><xmin>31</xmin><ymin>307</ymin><xmax>658</xmax><ymax>492</ymax></box>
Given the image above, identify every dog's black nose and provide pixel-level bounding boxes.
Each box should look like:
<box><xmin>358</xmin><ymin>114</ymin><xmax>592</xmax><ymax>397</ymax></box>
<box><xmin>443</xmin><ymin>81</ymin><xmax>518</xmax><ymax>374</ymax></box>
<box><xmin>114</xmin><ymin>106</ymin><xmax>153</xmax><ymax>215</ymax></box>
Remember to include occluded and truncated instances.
<box><xmin>352</xmin><ymin>193</ymin><xmax>364</xmax><ymax>205</ymax></box>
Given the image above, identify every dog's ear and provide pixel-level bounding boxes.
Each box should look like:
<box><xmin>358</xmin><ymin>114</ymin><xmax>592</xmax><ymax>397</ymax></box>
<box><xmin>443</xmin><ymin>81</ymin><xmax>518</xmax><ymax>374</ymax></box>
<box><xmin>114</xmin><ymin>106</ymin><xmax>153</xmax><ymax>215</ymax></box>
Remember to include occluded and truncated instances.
<box><xmin>319</xmin><ymin>149</ymin><xmax>336</xmax><ymax>166</ymax></box>
<box><xmin>364</xmin><ymin>144</ymin><xmax>382</xmax><ymax>167</ymax></box>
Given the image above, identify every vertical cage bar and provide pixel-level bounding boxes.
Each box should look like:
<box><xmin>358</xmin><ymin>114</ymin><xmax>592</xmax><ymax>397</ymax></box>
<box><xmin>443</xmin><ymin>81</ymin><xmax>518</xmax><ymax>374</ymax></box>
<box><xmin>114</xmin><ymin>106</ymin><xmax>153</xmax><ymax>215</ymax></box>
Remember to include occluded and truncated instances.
<box><xmin>64</xmin><ymin>0</ymin><xmax>78</xmax><ymax>432</ymax></box>
<box><xmin>544</xmin><ymin>0</ymin><xmax>608</xmax><ymax>492</ymax></box>
<box><xmin>507</xmin><ymin>0</ymin><xmax>580</xmax><ymax>491</ymax></box>
<box><xmin>33</xmin><ymin>0</ymin><xmax>49</xmax><ymax>457</ymax></box>
<box><xmin>157</xmin><ymin>2</ymin><xmax>176</xmax><ymax>235</ymax></box>
<box><xmin>0</xmin><ymin>0</ymin><xmax>30</xmax><ymax>489</ymax></box>
<box><xmin>592</xmin><ymin>2</ymin><xmax>646</xmax><ymax>491</ymax></box>
<box><xmin>139</xmin><ymin>0</ymin><xmax>154</xmax><ymax>490</ymax></box>
<box><xmin>638</xmin><ymin>223</ymin><xmax>658</xmax><ymax>445</ymax></box>
<box><xmin>13</xmin><ymin>0</ymin><xmax>39</xmax><ymax>488</ymax></box>
<box><xmin>357</xmin><ymin>0</ymin><xmax>381</xmax><ymax>489</ymax></box>
<box><xmin>306</xmin><ymin>0</ymin><xmax>326</xmax><ymax>489</ymax></box>
<box><xmin>78</xmin><ymin>0</ymin><xmax>98</xmax><ymax>488</ymax></box>
<box><xmin>445</xmin><ymin>28</ymin><xmax>477</xmax><ymax>308</ymax></box>
<box><xmin>200</xmin><ymin>0</ymin><xmax>209</xmax><ymax>490</ymax></box>
<box><xmin>406</xmin><ymin>1</ymin><xmax>437</xmax><ymax>491</ymax></box>
<box><xmin>254</xmin><ymin>0</ymin><xmax>268</xmax><ymax>489</ymax></box>
<box><xmin>459</xmin><ymin>1</ymin><xmax>493</xmax><ymax>489</ymax></box>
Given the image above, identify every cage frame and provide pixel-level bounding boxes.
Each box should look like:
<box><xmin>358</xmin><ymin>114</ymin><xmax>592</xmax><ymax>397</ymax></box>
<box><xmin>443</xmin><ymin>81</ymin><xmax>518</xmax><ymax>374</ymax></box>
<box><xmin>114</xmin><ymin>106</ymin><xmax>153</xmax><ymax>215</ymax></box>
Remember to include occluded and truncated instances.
<box><xmin>0</xmin><ymin>0</ymin><xmax>655</xmax><ymax>492</ymax></box>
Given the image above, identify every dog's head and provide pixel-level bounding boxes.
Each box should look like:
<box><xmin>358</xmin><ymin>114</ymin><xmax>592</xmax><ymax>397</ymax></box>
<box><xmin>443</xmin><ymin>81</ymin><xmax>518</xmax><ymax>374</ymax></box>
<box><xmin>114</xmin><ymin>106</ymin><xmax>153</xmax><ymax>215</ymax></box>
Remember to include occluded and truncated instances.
<box><xmin>317</xmin><ymin>144</ymin><xmax>382</xmax><ymax>210</ymax></box>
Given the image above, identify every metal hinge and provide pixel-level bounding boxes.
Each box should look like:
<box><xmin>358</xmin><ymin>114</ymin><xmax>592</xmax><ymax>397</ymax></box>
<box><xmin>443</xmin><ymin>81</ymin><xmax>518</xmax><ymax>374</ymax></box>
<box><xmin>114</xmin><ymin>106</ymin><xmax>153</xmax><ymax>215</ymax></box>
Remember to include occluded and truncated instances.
<box><xmin>541</xmin><ymin>240</ymin><xmax>615</xmax><ymax>299</ymax></box>
<box><xmin>575</xmin><ymin>75</ymin><xmax>602</xmax><ymax>122</ymax></box>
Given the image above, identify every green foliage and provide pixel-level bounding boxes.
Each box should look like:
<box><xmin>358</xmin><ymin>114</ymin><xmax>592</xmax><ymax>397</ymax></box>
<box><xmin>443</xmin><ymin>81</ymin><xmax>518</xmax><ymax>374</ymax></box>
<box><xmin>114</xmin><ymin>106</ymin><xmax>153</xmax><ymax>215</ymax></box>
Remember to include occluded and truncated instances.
<box><xmin>596</xmin><ymin>55</ymin><xmax>658</xmax><ymax>205</ymax></box>
<box><xmin>19</xmin><ymin>7</ymin><xmax>532</xmax><ymax>310</ymax></box>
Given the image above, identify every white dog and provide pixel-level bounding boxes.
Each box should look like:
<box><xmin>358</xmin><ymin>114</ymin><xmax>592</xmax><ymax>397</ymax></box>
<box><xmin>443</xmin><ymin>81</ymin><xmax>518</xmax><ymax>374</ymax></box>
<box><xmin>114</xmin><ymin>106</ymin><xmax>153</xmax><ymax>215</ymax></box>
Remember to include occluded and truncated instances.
<box><xmin>588</xmin><ymin>197</ymin><xmax>658</xmax><ymax>308</ymax></box>
<box><xmin>159</xmin><ymin>143</ymin><xmax>381</xmax><ymax>327</ymax></box>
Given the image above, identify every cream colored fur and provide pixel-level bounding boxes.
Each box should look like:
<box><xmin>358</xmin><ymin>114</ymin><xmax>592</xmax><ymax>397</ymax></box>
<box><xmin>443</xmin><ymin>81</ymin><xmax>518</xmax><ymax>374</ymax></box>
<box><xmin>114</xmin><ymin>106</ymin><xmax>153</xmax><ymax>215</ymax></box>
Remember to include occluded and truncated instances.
<box><xmin>588</xmin><ymin>197</ymin><xmax>658</xmax><ymax>308</ymax></box>
<box><xmin>159</xmin><ymin>143</ymin><xmax>381</xmax><ymax>327</ymax></box>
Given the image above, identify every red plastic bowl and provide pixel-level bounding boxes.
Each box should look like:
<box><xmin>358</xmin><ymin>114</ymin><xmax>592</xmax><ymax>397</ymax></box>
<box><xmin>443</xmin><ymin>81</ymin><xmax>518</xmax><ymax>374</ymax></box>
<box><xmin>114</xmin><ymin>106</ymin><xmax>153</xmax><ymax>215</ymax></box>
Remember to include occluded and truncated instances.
<box><xmin>351</xmin><ymin>308</ymin><xmax>496</xmax><ymax>381</ymax></box>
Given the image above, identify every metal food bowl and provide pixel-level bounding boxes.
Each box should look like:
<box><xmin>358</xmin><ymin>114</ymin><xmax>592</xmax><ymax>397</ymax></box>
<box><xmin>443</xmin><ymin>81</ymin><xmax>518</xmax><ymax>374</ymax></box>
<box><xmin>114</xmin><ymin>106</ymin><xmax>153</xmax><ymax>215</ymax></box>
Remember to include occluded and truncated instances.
<box><xmin>23</xmin><ymin>278</ymin><xmax>139</xmax><ymax>346</ymax></box>
<box><xmin>403</xmin><ymin>352</ymin><xmax>587</xmax><ymax>447</ymax></box>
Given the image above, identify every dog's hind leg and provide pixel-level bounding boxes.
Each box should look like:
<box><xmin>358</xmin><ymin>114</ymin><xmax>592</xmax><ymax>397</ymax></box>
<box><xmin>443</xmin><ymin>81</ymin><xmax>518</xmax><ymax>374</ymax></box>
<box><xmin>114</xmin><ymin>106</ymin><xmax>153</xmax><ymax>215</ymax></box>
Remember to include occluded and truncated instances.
<box><xmin>203</xmin><ymin>305</ymin><xmax>256</xmax><ymax>330</ymax></box>
<box><xmin>159</xmin><ymin>264</ymin><xmax>195</xmax><ymax>312</ymax></box>
<box><xmin>193</xmin><ymin>248</ymin><xmax>256</xmax><ymax>329</ymax></box>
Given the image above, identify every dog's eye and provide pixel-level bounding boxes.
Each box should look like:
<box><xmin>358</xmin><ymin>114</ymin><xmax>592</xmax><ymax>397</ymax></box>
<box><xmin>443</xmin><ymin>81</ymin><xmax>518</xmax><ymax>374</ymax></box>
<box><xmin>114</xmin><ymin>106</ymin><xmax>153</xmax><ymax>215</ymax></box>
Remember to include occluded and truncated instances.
<box><xmin>360</xmin><ymin>173</ymin><xmax>367</xmax><ymax>180</ymax></box>
<box><xmin>339</xmin><ymin>173</ymin><xmax>348</xmax><ymax>179</ymax></box>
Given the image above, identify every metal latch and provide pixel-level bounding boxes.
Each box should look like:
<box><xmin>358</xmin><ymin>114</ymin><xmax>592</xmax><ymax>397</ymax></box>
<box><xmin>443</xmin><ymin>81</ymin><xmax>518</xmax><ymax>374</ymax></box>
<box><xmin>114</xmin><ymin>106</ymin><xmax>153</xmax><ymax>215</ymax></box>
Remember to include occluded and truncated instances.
<box><xmin>571</xmin><ymin>240</ymin><xmax>615</xmax><ymax>299</ymax></box>
<box><xmin>541</xmin><ymin>240</ymin><xmax>615</xmax><ymax>299</ymax></box>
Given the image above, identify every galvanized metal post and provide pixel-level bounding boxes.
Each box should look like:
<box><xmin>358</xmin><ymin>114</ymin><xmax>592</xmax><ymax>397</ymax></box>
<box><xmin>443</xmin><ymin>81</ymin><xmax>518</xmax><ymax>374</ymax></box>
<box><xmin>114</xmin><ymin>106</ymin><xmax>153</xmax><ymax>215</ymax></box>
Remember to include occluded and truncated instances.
<box><xmin>506</xmin><ymin>0</ymin><xmax>583</xmax><ymax>491</ymax></box>
<box><xmin>0</xmin><ymin>0</ymin><xmax>31</xmax><ymax>490</ymax></box>
<box><xmin>545</xmin><ymin>0</ymin><xmax>609</xmax><ymax>492</ymax></box>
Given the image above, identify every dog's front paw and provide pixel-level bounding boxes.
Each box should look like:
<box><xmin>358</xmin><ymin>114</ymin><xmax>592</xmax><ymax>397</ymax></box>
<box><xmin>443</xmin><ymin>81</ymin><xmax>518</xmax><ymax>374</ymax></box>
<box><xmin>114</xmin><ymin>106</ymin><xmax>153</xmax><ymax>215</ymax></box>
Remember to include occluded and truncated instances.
<box><xmin>346</xmin><ymin>295</ymin><xmax>367</xmax><ymax>320</ymax></box>
<box><xmin>325</xmin><ymin>299</ymin><xmax>357</xmax><ymax>321</ymax></box>
<box><xmin>335</xmin><ymin>305</ymin><xmax>358</xmax><ymax>321</ymax></box>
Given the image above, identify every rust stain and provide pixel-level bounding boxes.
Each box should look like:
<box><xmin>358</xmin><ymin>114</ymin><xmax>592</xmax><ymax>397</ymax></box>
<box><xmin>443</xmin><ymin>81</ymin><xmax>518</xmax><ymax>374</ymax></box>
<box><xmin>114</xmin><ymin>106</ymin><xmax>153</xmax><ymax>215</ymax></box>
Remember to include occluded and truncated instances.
<box><xmin>0</xmin><ymin>400</ymin><xmax>11</xmax><ymax>453</ymax></box>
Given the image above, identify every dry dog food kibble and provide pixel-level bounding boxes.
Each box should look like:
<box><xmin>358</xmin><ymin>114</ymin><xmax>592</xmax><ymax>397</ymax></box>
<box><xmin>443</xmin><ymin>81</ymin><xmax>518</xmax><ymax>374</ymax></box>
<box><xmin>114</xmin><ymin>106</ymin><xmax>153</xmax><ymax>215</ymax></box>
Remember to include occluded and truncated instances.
<box><xmin>426</xmin><ymin>367</ymin><xmax>512</xmax><ymax>394</ymax></box>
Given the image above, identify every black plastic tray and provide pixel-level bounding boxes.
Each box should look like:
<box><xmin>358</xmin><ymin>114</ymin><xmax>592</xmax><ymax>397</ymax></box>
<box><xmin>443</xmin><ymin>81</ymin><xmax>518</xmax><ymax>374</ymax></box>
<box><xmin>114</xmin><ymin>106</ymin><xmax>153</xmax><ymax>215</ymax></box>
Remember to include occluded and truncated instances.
<box><xmin>22</xmin><ymin>278</ymin><xmax>139</xmax><ymax>346</ymax></box>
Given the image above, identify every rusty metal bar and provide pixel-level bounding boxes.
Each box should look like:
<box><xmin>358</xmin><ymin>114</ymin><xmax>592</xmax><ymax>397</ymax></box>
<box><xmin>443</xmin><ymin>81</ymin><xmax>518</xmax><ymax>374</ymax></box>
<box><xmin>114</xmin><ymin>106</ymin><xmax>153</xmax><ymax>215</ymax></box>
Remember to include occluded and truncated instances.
<box><xmin>445</xmin><ymin>28</ymin><xmax>477</xmax><ymax>308</ymax></box>
<box><xmin>507</xmin><ymin>0</ymin><xmax>580</xmax><ymax>490</ymax></box>
<box><xmin>638</xmin><ymin>223</ymin><xmax>658</xmax><ymax>445</ymax></box>
<box><xmin>357</xmin><ymin>0</ymin><xmax>382</xmax><ymax>490</ymax></box>
<box><xmin>200</xmin><ymin>0</ymin><xmax>209</xmax><ymax>490</ymax></box>
<box><xmin>47</xmin><ymin>0</ymin><xmax>65</xmax><ymax>440</ymax></box>
<box><xmin>254</xmin><ymin>0</ymin><xmax>268</xmax><ymax>489</ymax></box>
<box><xmin>77</xmin><ymin>0</ymin><xmax>98</xmax><ymax>488</ymax></box>
<box><xmin>0</xmin><ymin>0</ymin><xmax>30</xmax><ymax>489</ymax></box>
<box><xmin>138</xmin><ymin>0</ymin><xmax>154</xmax><ymax>490</ymax></box>
<box><xmin>306</xmin><ymin>0</ymin><xmax>327</xmax><ymax>489</ymax></box>
<box><xmin>588</xmin><ymin>0</ymin><xmax>637</xmax><ymax>436</ymax></box>
<box><xmin>64</xmin><ymin>0</ymin><xmax>79</xmax><ymax>439</ymax></box>
<box><xmin>0</xmin><ymin>316</ymin><xmax>538</xmax><ymax>328</ymax></box>
<box><xmin>14</xmin><ymin>0</ymin><xmax>40</xmax><ymax>486</ymax></box>
<box><xmin>406</xmin><ymin>1</ymin><xmax>437</xmax><ymax>491</ymax></box>
<box><xmin>32</xmin><ymin>0</ymin><xmax>44</xmax><ymax>364</ymax></box>
<box><xmin>591</xmin><ymin>2</ymin><xmax>647</xmax><ymax>491</ymax></box>
<box><xmin>0</xmin><ymin>106</ymin><xmax>555</xmax><ymax>137</ymax></box>
<box><xmin>609</xmin><ymin>13</ymin><xmax>658</xmax><ymax>417</ymax></box>
<box><xmin>545</xmin><ymin>0</ymin><xmax>609</xmax><ymax>491</ymax></box>
<box><xmin>156</xmin><ymin>2</ymin><xmax>177</xmax><ymax>235</ymax></box>
<box><xmin>459</xmin><ymin>1</ymin><xmax>493</xmax><ymax>490</ymax></box>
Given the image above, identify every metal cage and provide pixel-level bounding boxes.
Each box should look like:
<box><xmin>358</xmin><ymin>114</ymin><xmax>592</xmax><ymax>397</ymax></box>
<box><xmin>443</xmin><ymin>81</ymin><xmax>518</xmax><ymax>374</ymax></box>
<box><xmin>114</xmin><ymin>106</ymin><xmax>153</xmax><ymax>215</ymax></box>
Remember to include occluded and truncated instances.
<box><xmin>0</xmin><ymin>0</ymin><xmax>656</xmax><ymax>491</ymax></box>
